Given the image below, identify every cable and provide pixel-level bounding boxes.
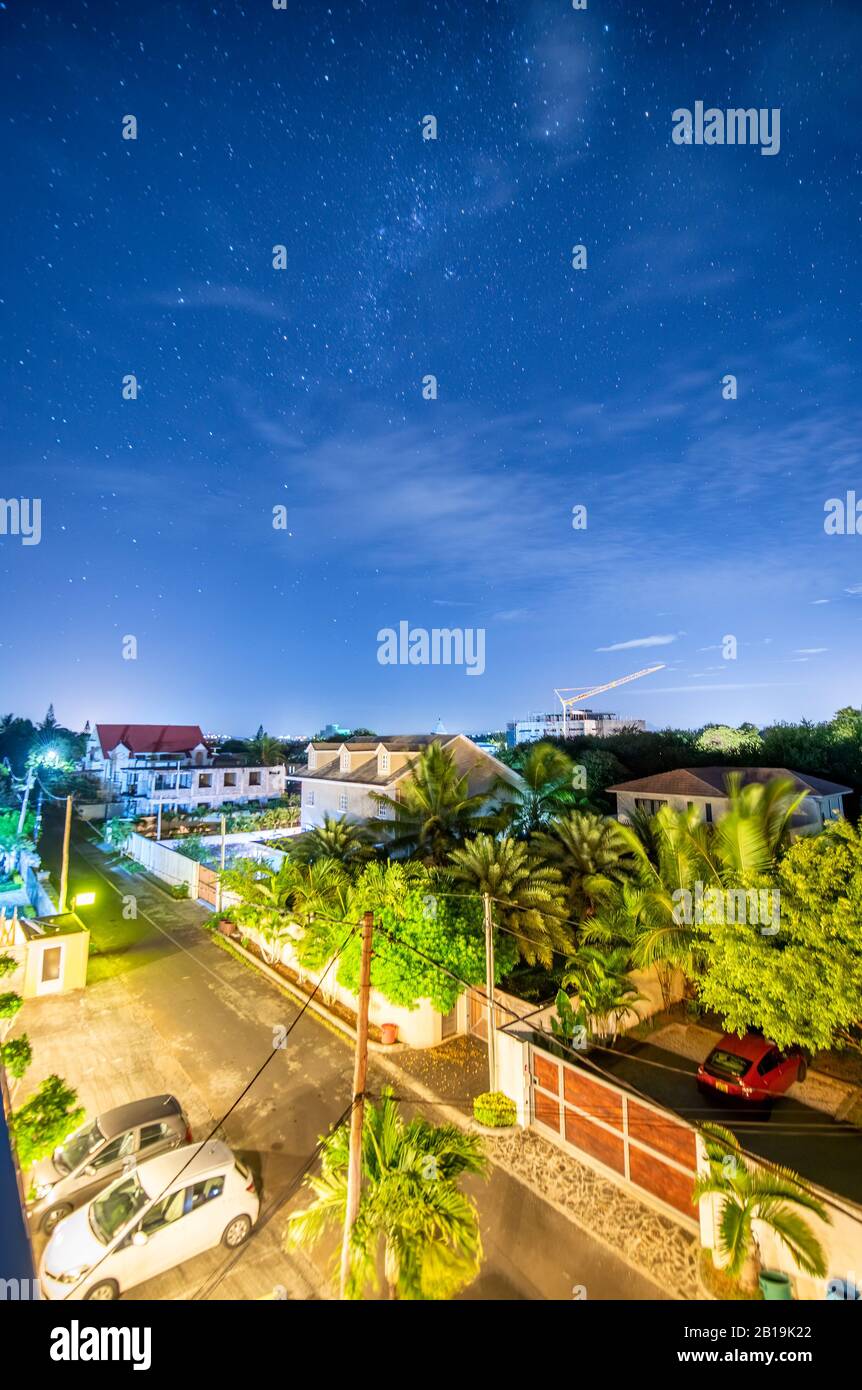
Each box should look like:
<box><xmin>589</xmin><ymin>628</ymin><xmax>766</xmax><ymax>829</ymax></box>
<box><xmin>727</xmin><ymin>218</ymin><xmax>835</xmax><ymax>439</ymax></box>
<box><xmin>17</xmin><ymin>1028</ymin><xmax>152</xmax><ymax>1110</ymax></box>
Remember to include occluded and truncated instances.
<box><xmin>191</xmin><ymin>1097</ymin><xmax>358</xmax><ymax>1301</ymax></box>
<box><xmin>58</xmin><ymin>921</ymin><xmax>358</xmax><ymax>1300</ymax></box>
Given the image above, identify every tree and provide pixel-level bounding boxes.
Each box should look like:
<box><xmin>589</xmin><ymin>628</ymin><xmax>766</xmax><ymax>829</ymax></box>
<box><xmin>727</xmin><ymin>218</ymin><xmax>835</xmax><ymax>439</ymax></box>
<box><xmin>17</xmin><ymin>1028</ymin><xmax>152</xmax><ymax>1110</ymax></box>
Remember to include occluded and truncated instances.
<box><xmin>288</xmin><ymin>813</ymin><xmax>372</xmax><ymax>867</ymax></box>
<box><xmin>448</xmin><ymin>833</ymin><xmax>571</xmax><ymax>968</ymax></box>
<box><xmin>531</xmin><ymin>810</ymin><xmax>633</xmax><ymax>918</ymax></box>
<box><xmin>336</xmin><ymin>865</ymin><xmax>517</xmax><ymax>1012</ymax></box>
<box><xmin>1</xmin><ymin>1035</ymin><xmax>32</xmax><ymax>1083</ymax></box>
<box><xmin>696</xmin><ymin>724</ymin><xmax>764</xmax><ymax>757</ymax></box>
<box><xmin>220</xmin><ymin>855</ymin><xmax>352</xmax><ymax>971</ymax></box>
<box><xmin>557</xmin><ymin>945</ymin><xmax>644</xmax><ymax>1045</ymax></box>
<box><xmin>10</xmin><ymin>1075</ymin><xmax>85</xmax><ymax>1169</ymax></box>
<box><xmin>370</xmin><ymin>742</ymin><xmax>496</xmax><ymax>865</ymax></box>
<box><xmin>695</xmin><ymin>819</ymin><xmax>862</xmax><ymax>1052</ymax></box>
<box><xmin>693</xmin><ymin>1123</ymin><xmax>829</xmax><ymax>1289</ymax></box>
<box><xmin>242</xmin><ymin>727</ymin><xmax>285</xmax><ymax>766</ymax></box>
<box><xmin>503</xmin><ymin>742</ymin><xmax>576</xmax><ymax>836</ymax></box>
<box><xmin>287</xmin><ymin>1089</ymin><xmax>487</xmax><ymax>1299</ymax></box>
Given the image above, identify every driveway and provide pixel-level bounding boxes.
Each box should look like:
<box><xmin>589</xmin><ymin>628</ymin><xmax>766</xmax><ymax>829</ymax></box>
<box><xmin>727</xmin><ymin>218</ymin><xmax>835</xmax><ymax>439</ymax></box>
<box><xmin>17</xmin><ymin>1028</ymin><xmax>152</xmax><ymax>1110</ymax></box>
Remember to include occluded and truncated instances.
<box><xmin>20</xmin><ymin>813</ymin><xmax>666</xmax><ymax>1301</ymax></box>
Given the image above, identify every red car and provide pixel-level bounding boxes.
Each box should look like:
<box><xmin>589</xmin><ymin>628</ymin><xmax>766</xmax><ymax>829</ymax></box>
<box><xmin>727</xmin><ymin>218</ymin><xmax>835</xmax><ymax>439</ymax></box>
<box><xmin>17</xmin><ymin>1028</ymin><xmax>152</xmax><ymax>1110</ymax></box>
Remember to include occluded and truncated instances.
<box><xmin>697</xmin><ymin>1034</ymin><xmax>807</xmax><ymax>1103</ymax></box>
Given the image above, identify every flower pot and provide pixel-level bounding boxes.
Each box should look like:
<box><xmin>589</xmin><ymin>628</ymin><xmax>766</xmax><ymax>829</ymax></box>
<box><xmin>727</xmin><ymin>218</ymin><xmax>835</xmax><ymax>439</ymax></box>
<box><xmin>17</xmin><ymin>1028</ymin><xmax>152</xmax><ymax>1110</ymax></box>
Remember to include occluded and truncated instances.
<box><xmin>759</xmin><ymin>1270</ymin><xmax>792</xmax><ymax>1300</ymax></box>
<box><xmin>219</xmin><ymin>919</ymin><xmax>238</xmax><ymax>938</ymax></box>
<box><xmin>380</xmin><ymin>1022</ymin><xmax>399</xmax><ymax>1046</ymax></box>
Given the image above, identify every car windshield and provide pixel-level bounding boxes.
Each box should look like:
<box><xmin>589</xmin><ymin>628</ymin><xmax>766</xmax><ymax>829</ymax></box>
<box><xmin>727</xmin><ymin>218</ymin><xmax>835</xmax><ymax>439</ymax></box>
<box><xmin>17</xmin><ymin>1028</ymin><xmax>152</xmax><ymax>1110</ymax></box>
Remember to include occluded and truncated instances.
<box><xmin>54</xmin><ymin>1119</ymin><xmax>104</xmax><ymax>1175</ymax></box>
<box><xmin>708</xmin><ymin>1048</ymin><xmax>751</xmax><ymax>1079</ymax></box>
<box><xmin>88</xmin><ymin>1173</ymin><xmax>148</xmax><ymax>1245</ymax></box>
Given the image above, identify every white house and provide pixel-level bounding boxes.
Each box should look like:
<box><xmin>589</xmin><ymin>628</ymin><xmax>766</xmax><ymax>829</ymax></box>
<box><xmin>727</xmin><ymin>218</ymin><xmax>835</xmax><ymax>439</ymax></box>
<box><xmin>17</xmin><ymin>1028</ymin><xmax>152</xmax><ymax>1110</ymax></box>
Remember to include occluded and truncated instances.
<box><xmin>81</xmin><ymin>723</ymin><xmax>286</xmax><ymax>816</ymax></box>
<box><xmin>298</xmin><ymin>734</ymin><xmax>521</xmax><ymax>831</ymax></box>
<box><xmin>506</xmin><ymin>709</ymin><xmax>646</xmax><ymax>747</ymax></box>
<box><xmin>608</xmin><ymin>766</ymin><xmax>851</xmax><ymax>831</ymax></box>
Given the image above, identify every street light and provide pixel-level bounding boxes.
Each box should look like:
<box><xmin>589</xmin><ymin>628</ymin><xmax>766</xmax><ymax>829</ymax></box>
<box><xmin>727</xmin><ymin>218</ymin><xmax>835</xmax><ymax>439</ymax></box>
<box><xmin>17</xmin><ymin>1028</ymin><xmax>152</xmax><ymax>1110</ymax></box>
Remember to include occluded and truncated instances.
<box><xmin>72</xmin><ymin>891</ymin><xmax>96</xmax><ymax>909</ymax></box>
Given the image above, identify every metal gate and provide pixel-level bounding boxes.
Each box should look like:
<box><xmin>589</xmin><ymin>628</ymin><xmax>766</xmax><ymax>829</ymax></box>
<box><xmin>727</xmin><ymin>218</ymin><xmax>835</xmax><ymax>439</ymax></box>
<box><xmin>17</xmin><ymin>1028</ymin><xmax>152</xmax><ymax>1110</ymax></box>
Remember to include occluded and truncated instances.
<box><xmin>529</xmin><ymin>1042</ymin><xmax>699</xmax><ymax>1230</ymax></box>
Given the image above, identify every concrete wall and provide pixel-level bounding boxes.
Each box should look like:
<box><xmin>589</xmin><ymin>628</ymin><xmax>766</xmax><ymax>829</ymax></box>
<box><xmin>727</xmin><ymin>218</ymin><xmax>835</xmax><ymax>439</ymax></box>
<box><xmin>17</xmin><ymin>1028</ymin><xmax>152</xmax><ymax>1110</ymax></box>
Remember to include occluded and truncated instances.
<box><xmin>125</xmin><ymin>831</ymin><xmax>200</xmax><ymax>895</ymax></box>
<box><xmin>239</xmin><ymin>921</ymin><xmax>441</xmax><ymax>1048</ymax></box>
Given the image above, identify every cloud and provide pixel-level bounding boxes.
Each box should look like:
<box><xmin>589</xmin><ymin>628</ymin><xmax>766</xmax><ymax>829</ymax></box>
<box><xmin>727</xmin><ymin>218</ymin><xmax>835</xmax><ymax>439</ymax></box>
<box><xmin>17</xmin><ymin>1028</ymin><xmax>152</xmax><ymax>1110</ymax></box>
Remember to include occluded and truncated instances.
<box><xmin>793</xmin><ymin>648</ymin><xmax>828</xmax><ymax>655</ymax></box>
<box><xmin>596</xmin><ymin>635</ymin><xmax>678</xmax><ymax>652</ymax></box>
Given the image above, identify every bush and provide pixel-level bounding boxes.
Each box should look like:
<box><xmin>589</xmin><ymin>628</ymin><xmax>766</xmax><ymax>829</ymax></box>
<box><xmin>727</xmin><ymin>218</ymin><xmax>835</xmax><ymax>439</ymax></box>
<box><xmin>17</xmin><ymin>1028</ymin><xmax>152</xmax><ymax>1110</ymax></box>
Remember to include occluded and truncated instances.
<box><xmin>168</xmin><ymin>881</ymin><xmax>190</xmax><ymax>899</ymax></box>
<box><xmin>10</xmin><ymin>1075</ymin><xmax>85</xmax><ymax>1169</ymax></box>
<box><xmin>473</xmin><ymin>1091</ymin><xmax>517</xmax><ymax>1128</ymax></box>
<box><xmin>0</xmin><ymin>991</ymin><xmax>23</xmax><ymax>1022</ymax></box>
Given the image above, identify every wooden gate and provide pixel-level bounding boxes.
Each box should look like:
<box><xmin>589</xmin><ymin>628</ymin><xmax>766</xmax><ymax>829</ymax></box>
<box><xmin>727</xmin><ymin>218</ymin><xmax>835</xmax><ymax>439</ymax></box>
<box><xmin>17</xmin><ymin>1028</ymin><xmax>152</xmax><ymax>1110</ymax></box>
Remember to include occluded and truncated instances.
<box><xmin>197</xmin><ymin>863</ymin><xmax>218</xmax><ymax>907</ymax></box>
<box><xmin>530</xmin><ymin>1042</ymin><xmax>699</xmax><ymax>1230</ymax></box>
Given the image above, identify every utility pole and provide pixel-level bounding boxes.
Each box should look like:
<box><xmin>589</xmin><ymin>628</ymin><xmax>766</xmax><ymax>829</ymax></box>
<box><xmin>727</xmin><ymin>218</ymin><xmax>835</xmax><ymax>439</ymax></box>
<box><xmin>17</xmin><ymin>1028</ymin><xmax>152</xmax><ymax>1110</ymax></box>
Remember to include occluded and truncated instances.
<box><xmin>17</xmin><ymin>766</ymin><xmax>34</xmax><ymax>836</ymax></box>
<box><xmin>339</xmin><ymin>909</ymin><xmax>373</xmax><ymax>1299</ymax></box>
<box><xmin>483</xmin><ymin>893</ymin><xmax>497</xmax><ymax>1093</ymax></box>
<box><xmin>216</xmin><ymin>813</ymin><xmax>226</xmax><ymax>913</ymax></box>
<box><xmin>58</xmin><ymin>795</ymin><xmax>73</xmax><ymax>913</ymax></box>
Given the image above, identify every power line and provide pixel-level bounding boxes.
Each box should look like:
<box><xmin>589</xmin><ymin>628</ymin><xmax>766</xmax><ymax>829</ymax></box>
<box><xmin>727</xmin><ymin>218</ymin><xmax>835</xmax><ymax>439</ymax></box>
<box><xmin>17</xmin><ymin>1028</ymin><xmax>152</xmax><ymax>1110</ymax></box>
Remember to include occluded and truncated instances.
<box><xmin>60</xmin><ymin>921</ymin><xmax>359</xmax><ymax>1300</ymax></box>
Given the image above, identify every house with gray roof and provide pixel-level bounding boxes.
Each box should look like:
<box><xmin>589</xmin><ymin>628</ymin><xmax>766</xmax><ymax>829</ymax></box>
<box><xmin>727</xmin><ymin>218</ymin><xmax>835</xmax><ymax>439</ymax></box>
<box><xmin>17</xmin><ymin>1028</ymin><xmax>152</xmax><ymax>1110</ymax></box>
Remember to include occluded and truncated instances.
<box><xmin>607</xmin><ymin>766</ymin><xmax>852</xmax><ymax>832</ymax></box>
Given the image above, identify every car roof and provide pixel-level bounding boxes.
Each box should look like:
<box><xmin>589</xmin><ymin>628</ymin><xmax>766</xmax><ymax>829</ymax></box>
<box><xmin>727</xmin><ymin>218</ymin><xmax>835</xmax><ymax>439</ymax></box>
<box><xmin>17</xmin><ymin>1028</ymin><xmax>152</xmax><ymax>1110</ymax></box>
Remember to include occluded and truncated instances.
<box><xmin>136</xmin><ymin>1139</ymin><xmax>233</xmax><ymax>1197</ymax></box>
<box><xmin>97</xmin><ymin>1094</ymin><xmax>183</xmax><ymax>1140</ymax></box>
<box><xmin>712</xmin><ymin>1034</ymin><xmax>772</xmax><ymax>1062</ymax></box>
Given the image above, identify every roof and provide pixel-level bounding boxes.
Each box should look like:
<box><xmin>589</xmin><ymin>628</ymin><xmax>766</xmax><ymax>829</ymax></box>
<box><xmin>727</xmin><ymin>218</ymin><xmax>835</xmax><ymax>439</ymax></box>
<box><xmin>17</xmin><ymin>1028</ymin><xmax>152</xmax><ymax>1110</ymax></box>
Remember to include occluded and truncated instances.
<box><xmin>97</xmin><ymin>1095</ymin><xmax>183</xmax><ymax>1141</ymax></box>
<box><xmin>137</xmin><ymin>1139</ymin><xmax>232</xmax><ymax>1196</ymax></box>
<box><xmin>94</xmin><ymin>724</ymin><xmax>206</xmax><ymax>757</ymax></box>
<box><xmin>607</xmin><ymin>767</ymin><xmax>853</xmax><ymax>798</ymax></box>
<box><xmin>303</xmin><ymin>734</ymin><xmax>522</xmax><ymax>790</ymax></box>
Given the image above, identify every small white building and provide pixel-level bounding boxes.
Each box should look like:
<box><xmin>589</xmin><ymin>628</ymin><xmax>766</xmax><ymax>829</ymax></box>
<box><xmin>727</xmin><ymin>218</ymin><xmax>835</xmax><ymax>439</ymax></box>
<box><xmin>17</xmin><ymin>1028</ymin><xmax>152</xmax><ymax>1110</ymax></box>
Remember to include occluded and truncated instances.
<box><xmin>299</xmin><ymin>733</ymin><xmax>521</xmax><ymax>831</ymax></box>
<box><xmin>82</xmin><ymin>723</ymin><xmax>286</xmax><ymax>816</ymax></box>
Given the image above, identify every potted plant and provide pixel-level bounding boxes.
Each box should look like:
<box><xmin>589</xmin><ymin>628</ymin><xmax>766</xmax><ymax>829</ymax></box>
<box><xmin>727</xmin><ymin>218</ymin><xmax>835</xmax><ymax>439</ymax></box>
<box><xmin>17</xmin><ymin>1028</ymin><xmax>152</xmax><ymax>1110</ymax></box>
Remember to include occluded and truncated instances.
<box><xmin>472</xmin><ymin>1091</ymin><xmax>518</xmax><ymax>1133</ymax></box>
<box><xmin>380</xmin><ymin>1022</ymin><xmax>399</xmax><ymax>1046</ymax></box>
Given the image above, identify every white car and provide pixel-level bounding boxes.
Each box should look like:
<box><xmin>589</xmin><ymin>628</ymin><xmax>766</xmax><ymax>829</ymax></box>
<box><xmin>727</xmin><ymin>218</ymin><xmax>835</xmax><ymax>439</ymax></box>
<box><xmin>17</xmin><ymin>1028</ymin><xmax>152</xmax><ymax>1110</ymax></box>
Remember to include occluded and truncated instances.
<box><xmin>39</xmin><ymin>1139</ymin><xmax>259</xmax><ymax>1301</ymax></box>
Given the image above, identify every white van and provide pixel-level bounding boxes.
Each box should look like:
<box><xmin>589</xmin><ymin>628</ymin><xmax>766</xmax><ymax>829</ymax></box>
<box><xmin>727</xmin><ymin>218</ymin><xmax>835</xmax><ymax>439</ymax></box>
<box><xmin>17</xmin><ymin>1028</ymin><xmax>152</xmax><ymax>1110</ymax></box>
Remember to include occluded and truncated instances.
<box><xmin>39</xmin><ymin>1140</ymin><xmax>259</xmax><ymax>1301</ymax></box>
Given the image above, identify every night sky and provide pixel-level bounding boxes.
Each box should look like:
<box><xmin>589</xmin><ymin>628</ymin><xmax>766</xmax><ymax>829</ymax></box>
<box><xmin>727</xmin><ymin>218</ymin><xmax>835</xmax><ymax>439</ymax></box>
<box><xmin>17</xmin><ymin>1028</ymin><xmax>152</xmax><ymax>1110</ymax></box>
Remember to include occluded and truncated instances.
<box><xmin>2</xmin><ymin>0</ymin><xmax>861</xmax><ymax>736</ymax></box>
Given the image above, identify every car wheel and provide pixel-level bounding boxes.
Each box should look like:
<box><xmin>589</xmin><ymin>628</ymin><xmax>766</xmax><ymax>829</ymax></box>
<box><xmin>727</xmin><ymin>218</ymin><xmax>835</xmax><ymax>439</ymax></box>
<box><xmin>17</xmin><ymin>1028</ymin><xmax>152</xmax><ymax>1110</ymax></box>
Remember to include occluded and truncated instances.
<box><xmin>797</xmin><ymin>1058</ymin><xmax>808</xmax><ymax>1082</ymax></box>
<box><xmin>222</xmin><ymin>1214</ymin><xmax>252</xmax><ymax>1248</ymax></box>
<box><xmin>85</xmin><ymin>1279</ymin><xmax>119</xmax><ymax>1301</ymax></box>
<box><xmin>42</xmin><ymin>1203</ymin><xmax>73</xmax><ymax>1234</ymax></box>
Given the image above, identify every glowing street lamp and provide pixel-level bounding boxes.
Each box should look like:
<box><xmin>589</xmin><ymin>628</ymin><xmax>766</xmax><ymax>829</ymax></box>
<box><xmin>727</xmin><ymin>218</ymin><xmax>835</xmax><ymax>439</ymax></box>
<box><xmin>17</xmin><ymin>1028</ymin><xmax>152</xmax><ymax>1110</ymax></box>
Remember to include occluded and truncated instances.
<box><xmin>72</xmin><ymin>891</ymin><xmax>96</xmax><ymax>909</ymax></box>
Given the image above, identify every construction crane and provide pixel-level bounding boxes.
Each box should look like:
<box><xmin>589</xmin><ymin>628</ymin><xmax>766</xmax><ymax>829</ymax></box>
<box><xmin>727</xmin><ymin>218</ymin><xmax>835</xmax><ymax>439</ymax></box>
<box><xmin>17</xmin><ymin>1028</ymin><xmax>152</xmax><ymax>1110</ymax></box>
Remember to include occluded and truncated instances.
<box><xmin>554</xmin><ymin>664</ymin><xmax>665</xmax><ymax>740</ymax></box>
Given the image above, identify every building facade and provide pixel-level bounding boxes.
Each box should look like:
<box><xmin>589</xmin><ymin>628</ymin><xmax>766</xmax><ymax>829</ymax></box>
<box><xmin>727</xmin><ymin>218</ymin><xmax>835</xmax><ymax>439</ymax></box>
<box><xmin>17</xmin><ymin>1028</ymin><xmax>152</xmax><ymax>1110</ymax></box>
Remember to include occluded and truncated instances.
<box><xmin>299</xmin><ymin>734</ymin><xmax>522</xmax><ymax>831</ymax></box>
<box><xmin>82</xmin><ymin>723</ymin><xmax>286</xmax><ymax>815</ymax></box>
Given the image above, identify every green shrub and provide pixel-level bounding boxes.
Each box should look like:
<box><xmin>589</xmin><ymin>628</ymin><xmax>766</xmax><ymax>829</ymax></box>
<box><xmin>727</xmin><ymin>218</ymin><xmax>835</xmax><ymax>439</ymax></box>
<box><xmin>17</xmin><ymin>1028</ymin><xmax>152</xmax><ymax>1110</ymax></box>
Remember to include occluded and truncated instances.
<box><xmin>473</xmin><ymin>1091</ymin><xmax>517</xmax><ymax>1128</ymax></box>
<box><xmin>10</xmin><ymin>1075</ymin><xmax>85</xmax><ymax>1169</ymax></box>
<box><xmin>168</xmin><ymin>881</ymin><xmax>190</xmax><ymax>899</ymax></box>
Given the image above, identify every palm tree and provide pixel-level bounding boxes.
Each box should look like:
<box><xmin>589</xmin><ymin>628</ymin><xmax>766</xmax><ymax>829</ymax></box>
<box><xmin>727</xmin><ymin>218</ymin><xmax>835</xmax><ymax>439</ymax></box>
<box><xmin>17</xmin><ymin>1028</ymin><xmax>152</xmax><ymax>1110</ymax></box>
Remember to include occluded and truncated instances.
<box><xmin>244</xmin><ymin>726</ymin><xmax>285</xmax><ymax>766</ymax></box>
<box><xmin>448</xmin><ymin>833</ymin><xmax>572</xmax><ymax>967</ymax></box>
<box><xmin>219</xmin><ymin>855</ymin><xmax>351</xmax><ymax>969</ymax></box>
<box><xmin>370</xmin><ymin>742</ymin><xmax>495</xmax><ymax>865</ymax></box>
<box><xmin>288</xmin><ymin>813</ymin><xmax>372</xmax><ymax>867</ymax></box>
<box><xmin>504</xmin><ymin>742</ymin><xmax>576</xmax><ymax>836</ymax></box>
<box><xmin>287</xmin><ymin>1089</ymin><xmax>487</xmax><ymax>1300</ymax></box>
<box><xmin>557</xmin><ymin>945</ymin><xmax>644</xmax><ymax>1045</ymax></box>
<box><xmin>693</xmin><ymin>1123</ymin><xmax>829</xmax><ymax>1290</ymax></box>
<box><xmin>532</xmin><ymin>810</ymin><xmax>633</xmax><ymax>918</ymax></box>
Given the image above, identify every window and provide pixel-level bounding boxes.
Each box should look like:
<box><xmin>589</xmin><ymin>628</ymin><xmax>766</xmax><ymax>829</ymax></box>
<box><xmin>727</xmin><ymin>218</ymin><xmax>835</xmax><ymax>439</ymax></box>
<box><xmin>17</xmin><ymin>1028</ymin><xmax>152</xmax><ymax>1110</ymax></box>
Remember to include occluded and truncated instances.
<box><xmin>223</xmin><ymin>773</ymin><xmax>237</xmax><ymax>788</ymax></box>
<box><xmin>378</xmin><ymin>800</ymin><xmax>390</xmax><ymax>819</ymax></box>
<box><xmin>308</xmin><ymin>751</ymin><xmax>316</xmax><ymax>770</ymax></box>
<box><xmin>179</xmin><ymin>773</ymin><xmax>192</xmax><ymax>789</ymax></box>
<box><xmin>198</xmin><ymin>773</ymin><xmax>213</xmax><ymax>789</ymax></box>
<box><xmin>305</xmin><ymin>789</ymin><xmax>315</xmax><ymax>806</ymax></box>
<box><xmin>185</xmin><ymin>1177</ymin><xmax>224</xmax><ymax>1213</ymax></box>
<box><xmin>92</xmin><ymin>1130</ymin><xmax>136</xmax><ymax>1170</ymax></box>
<box><xmin>140</xmin><ymin>1187</ymin><xmax>185</xmax><ymax>1236</ymax></box>
<box><xmin>41</xmin><ymin>947</ymin><xmax>62</xmax><ymax>983</ymax></box>
<box><xmin>338</xmin><ymin>793</ymin><xmax>348</xmax><ymax>813</ymax></box>
<box><xmin>138</xmin><ymin>1122</ymin><xmax>171</xmax><ymax>1152</ymax></box>
<box><xmin>634</xmin><ymin>797</ymin><xmax>666</xmax><ymax>816</ymax></box>
<box><xmin>705</xmin><ymin>802</ymin><xmax>713</xmax><ymax>824</ymax></box>
<box><xmin>757</xmin><ymin>1049</ymin><xmax>783</xmax><ymax>1077</ymax></box>
<box><xmin>249</xmin><ymin>771</ymin><xmax>261</xmax><ymax>786</ymax></box>
<box><xmin>380</xmin><ymin>751</ymin><xmax>390</xmax><ymax>773</ymax></box>
<box><xmin>340</xmin><ymin>751</ymin><xmax>350</xmax><ymax>771</ymax></box>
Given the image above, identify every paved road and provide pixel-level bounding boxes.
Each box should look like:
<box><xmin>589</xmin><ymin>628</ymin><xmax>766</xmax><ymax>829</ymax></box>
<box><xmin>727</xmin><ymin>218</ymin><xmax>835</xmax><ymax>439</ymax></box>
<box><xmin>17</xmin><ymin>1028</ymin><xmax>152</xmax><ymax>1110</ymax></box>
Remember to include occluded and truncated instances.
<box><xmin>27</xmin><ymin>811</ymin><xmax>665</xmax><ymax>1301</ymax></box>
<box><xmin>577</xmin><ymin>1039</ymin><xmax>862</xmax><ymax>1208</ymax></box>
